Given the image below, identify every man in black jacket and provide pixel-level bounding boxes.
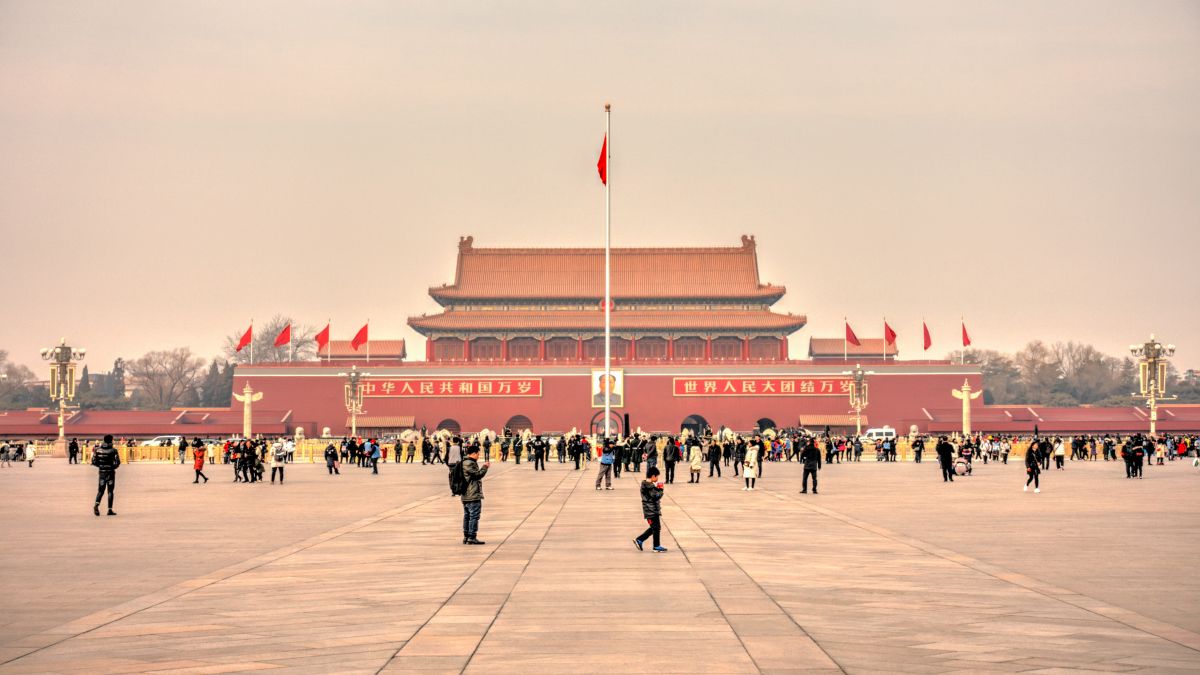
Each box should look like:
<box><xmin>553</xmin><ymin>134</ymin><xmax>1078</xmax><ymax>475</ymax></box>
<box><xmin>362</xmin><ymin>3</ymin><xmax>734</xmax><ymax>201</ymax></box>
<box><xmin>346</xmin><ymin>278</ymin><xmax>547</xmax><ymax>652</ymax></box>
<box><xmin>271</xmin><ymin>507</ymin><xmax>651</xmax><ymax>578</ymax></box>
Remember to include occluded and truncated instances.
<box><xmin>663</xmin><ymin>439</ymin><xmax>679</xmax><ymax>484</ymax></box>
<box><xmin>935</xmin><ymin>436</ymin><xmax>956</xmax><ymax>483</ymax></box>
<box><xmin>461</xmin><ymin>446</ymin><xmax>490</xmax><ymax>545</ymax></box>
<box><xmin>91</xmin><ymin>434</ymin><xmax>121</xmax><ymax>516</ymax></box>
<box><xmin>800</xmin><ymin>437</ymin><xmax>822</xmax><ymax>494</ymax></box>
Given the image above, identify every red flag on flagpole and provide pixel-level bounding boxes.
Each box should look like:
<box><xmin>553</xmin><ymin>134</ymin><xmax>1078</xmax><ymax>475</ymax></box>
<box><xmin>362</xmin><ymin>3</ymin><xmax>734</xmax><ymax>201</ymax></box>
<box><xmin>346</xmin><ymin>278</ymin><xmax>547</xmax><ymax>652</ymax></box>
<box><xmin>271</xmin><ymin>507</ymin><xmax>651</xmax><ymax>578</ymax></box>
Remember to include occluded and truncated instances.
<box><xmin>273</xmin><ymin>324</ymin><xmax>291</xmax><ymax>348</ymax></box>
<box><xmin>923</xmin><ymin>322</ymin><xmax>932</xmax><ymax>351</ymax></box>
<box><xmin>962</xmin><ymin>322</ymin><xmax>972</xmax><ymax>347</ymax></box>
<box><xmin>235</xmin><ymin>324</ymin><xmax>253</xmax><ymax>352</ymax></box>
<box><xmin>351</xmin><ymin>323</ymin><xmax>369</xmax><ymax>351</ymax></box>
<box><xmin>845</xmin><ymin>321</ymin><xmax>861</xmax><ymax>347</ymax></box>
<box><xmin>597</xmin><ymin>134</ymin><xmax>608</xmax><ymax>185</ymax></box>
<box><xmin>884</xmin><ymin>321</ymin><xmax>897</xmax><ymax>346</ymax></box>
<box><xmin>315</xmin><ymin>323</ymin><xmax>330</xmax><ymax>352</ymax></box>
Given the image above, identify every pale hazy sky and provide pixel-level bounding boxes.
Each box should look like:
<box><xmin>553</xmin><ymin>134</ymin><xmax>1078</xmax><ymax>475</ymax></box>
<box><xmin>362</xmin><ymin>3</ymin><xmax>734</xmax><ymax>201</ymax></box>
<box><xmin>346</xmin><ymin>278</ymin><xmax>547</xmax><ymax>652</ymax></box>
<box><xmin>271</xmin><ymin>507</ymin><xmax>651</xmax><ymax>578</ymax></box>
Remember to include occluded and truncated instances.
<box><xmin>2</xmin><ymin>1</ymin><xmax>1198</xmax><ymax>374</ymax></box>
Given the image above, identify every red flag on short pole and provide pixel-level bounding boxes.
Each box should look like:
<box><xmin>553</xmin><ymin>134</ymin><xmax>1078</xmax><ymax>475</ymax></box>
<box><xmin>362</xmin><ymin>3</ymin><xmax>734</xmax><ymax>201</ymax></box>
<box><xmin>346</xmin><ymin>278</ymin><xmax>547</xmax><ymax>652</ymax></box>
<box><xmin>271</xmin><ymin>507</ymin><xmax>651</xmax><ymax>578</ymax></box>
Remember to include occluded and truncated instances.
<box><xmin>235</xmin><ymin>325</ymin><xmax>253</xmax><ymax>352</ymax></box>
<box><xmin>315</xmin><ymin>323</ymin><xmax>330</xmax><ymax>351</ymax></box>
<box><xmin>884</xmin><ymin>321</ymin><xmax>897</xmax><ymax>346</ymax></box>
<box><xmin>962</xmin><ymin>322</ymin><xmax>972</xmax><ymax>347</ymax></box>
<box><xmin>273</xmin><ymin>324</ymin><xmax>291</xmax><ymax>348</ymax></box>
<box><xmin>845</xmin><ymin>321</ymin><xmax>861</xmax><ymax>347</ymax></box>
<box><xmin>597</xmin><ymin>134</ymin><xmax>608</xmax><ymax>185</ymax></box>
<box><xmin>351</xmin><ymin>323</ymin><xmax>369</xmax><ymax>351</ymax></box>
<box><xmin>923</xmin><ymin>321</ymin><xmax>932</xmax><ymax>351</ymax></box>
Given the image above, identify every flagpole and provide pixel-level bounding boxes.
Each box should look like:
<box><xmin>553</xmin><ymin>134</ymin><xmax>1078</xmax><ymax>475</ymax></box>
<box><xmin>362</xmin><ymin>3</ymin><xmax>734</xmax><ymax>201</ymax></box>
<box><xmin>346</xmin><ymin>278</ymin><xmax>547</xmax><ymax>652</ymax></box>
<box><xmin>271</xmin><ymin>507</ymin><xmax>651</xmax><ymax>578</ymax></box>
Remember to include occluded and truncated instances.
<box><xmin>843</xmin><ymin>317</ymin><xmax>848</xmax><ymax>362</ymax></box>
<box><xmin>603</xmin><ymin>103</ymin><xmax>612</xmax><ymax>440</ymax></box>
<box><xmin>366</xmin><ymin>319</ymin><xmax>370</xmax><ymax>364</ymax></box>
<box><xmin>961</xmin><ymin>315</ymin><xmax>965</xmax><ymax>366</ymax></box>
<box><xmin>882</xmin><ymin>316</ymin><xmax>885</xmax><ymax>362</ymax></box>
<box><xmin>250</xmin><ymin>319</ymin><xmax>255</xmax><ymax>366</ymax></box>
<box><xmin>327</xmin><ymin>319</ymin><xmax>331</xmax><ymax>366</ymax></box>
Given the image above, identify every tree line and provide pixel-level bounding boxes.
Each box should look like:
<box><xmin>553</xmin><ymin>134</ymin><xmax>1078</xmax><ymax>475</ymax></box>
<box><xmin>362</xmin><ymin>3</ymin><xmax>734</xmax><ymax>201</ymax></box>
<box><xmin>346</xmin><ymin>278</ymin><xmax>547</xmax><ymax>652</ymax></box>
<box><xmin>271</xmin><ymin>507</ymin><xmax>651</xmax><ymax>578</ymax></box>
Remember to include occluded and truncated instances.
<box><xmin>949</xmin><ymin>340</ymin><xmax>1199</xmax><ymax>406</ymax></box>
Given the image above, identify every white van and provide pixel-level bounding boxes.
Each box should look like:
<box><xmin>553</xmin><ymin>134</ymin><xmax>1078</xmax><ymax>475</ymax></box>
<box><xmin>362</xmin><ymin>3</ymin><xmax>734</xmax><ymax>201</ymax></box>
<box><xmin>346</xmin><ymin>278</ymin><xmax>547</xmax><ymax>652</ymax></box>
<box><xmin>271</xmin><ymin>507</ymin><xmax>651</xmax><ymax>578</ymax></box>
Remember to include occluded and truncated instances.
<box><xmin>862</xmin><ymin>427</ymin><xmax>896</xmax><ymax>442</ymax></box>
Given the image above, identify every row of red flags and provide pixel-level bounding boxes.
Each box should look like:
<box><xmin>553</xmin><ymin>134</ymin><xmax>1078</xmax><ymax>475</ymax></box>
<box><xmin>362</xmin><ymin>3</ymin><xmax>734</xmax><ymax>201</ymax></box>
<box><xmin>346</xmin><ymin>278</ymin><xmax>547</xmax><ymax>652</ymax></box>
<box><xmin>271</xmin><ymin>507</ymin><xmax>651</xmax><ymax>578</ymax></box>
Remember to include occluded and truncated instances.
<box><xmin>846</xmin><ymin>320</ymin><xmax>972</xmax><ymax>351</ymax></box>
<box><xmin>234</xmin><ymin>322</ymin><xmax>369</xmax><ymax>353</ymax></box>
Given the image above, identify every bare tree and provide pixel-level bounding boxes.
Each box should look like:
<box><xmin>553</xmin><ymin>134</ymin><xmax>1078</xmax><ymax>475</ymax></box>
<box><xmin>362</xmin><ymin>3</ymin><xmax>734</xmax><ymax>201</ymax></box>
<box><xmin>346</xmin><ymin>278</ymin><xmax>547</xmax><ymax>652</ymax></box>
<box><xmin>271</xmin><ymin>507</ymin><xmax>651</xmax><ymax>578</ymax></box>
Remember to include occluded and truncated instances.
<box><xmin>222</xmin><ymin>314</ymin><xmax>318</xmax><ymax>364</ymax></box>
<box><xmin>126</xmin><ymin>348</ymin><xmax>206</xmax><ymax>409</ymax></box>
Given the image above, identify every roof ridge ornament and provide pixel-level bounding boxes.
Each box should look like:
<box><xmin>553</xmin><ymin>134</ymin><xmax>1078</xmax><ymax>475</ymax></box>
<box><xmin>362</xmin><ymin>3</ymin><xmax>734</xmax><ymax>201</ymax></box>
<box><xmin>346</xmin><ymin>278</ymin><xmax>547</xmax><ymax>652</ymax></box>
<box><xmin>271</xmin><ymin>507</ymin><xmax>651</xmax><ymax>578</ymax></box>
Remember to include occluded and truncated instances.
<box><xmin>458</xmin><ymin>235</ymin><xmax>474</xmax><ymax>252</ymax></box>
<box><xmin>741</xmin><ymin>234</ymin><xmax>755</xmax><ymax>249</ymax></box>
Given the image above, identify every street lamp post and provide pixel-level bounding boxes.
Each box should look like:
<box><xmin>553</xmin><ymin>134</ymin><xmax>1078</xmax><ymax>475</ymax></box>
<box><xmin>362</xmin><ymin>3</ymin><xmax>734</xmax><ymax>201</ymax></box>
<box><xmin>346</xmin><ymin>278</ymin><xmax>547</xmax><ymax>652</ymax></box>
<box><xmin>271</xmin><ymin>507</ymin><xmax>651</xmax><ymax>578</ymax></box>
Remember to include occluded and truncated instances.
<box><xmin>841</xmin><ymin>363</ymin><xmax>872</xmax><ymax>437</ymax></box>
<box><xmin>339</xmin><ymin>365</ymin><xmax>370</xmax><ymax>438</ymax></box>
<box><xmin>40</xmin><ymin>338</ymin><xmax>86</xmax><ymax>456</ymax></box>
<box><xmin>1130</xmin><ymin>334</ymin><xmax>1176</xmax><ymax>437</ymax></box>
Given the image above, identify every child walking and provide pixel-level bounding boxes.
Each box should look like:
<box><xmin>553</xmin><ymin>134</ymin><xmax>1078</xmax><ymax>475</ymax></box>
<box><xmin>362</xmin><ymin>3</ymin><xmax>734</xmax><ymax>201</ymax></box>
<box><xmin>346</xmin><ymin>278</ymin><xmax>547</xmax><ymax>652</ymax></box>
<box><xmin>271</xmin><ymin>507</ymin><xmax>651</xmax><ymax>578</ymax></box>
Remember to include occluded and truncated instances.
<box><xmin>633</xmin><ymin>467</ymin><xmax>668</xmax><ymax>552</ymax></box>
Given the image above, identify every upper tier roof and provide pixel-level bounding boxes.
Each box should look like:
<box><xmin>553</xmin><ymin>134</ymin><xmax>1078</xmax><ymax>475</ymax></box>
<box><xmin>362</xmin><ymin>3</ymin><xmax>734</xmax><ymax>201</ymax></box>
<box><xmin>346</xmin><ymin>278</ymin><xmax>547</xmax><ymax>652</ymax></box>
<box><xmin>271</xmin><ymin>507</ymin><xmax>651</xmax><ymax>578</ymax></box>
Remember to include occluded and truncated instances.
<box><xmin>429</xmin><ymin>235</ymin><xmax>786</xmax><ymax>304</ymax></box>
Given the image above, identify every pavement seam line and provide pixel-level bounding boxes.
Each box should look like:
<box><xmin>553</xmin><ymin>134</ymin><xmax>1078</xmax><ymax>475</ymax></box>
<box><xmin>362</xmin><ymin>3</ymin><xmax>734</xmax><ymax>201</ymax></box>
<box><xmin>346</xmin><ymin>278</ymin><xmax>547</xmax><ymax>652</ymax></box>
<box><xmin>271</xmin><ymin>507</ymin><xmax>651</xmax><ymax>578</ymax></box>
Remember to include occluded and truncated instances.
<box><xmin>374</xmin><ymin>468</ymin><xmax>578</xmax><ymax>675</ymax></box>
<box><xmin>664</xmin><ymin>491</ymin><xmax>847</xmax><ymax>675</ymax></box>
<box><xmin>0</xmin><ymin>490</ymin><xmax>447</xmax><ymax>668</ymax></box>
<box><xmin>761</xmin><ymin>486</ymin><xmax>1200</xmax><ymax>655</ymax></box>
<box><xmin>459</xmin><ymin>467</ymin><xmax>586</xmax><ymax>673</ymax></box>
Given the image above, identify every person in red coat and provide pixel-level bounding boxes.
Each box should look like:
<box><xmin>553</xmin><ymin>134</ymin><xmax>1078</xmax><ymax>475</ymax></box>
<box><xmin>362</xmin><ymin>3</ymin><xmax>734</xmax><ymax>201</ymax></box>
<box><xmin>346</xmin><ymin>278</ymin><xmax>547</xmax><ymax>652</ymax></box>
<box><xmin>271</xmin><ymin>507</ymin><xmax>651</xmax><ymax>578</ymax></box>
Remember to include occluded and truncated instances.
<box><xmin>192</xmin><ymin>439</ymin><xmax>209</xmax><ymax>484</ymax></box>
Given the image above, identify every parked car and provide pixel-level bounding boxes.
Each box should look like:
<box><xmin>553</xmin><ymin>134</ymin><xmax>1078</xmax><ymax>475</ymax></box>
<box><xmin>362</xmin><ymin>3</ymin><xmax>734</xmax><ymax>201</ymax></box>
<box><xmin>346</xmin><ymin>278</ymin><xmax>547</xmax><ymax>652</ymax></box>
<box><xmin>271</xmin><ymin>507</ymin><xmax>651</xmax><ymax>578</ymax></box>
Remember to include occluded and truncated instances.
<box><xmin>862</xmin><ymin>427</ymin><xmax>896</xmax><ymax>442</ymax></box>
<box><xmin>140</xmin><ymin>435</ymin><xmax>183</xmax><ymax>447</ymax></box>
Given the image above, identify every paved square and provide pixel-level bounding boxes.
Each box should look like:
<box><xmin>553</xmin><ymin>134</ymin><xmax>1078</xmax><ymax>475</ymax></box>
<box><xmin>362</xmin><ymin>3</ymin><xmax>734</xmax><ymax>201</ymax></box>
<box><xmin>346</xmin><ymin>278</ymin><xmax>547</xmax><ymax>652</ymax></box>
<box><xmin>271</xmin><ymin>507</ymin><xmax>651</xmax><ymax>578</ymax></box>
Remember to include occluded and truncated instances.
<box><xmin>1</xmin><ymin>456</ymin><xmax>1198</xmax><ymax>673</ymax></box>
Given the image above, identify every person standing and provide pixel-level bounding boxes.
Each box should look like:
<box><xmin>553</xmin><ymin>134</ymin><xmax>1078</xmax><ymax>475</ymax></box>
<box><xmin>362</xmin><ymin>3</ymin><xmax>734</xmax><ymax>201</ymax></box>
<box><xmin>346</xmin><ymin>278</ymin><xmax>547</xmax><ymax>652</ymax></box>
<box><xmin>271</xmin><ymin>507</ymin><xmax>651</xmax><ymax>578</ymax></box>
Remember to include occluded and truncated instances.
<box><xmin>662</xmin><ymin>437</ymin><xmax>678</xmax><ymax>484</ymax></box>
<box><xmin>91</xmin><ymin>434</ymin><xmax>120</xmax><ymax>516</ymax></box>
<box><xmin>25</xmin><ymin>441</ymin><xmax>35</xmax><ymax>468</ymax></box>
<box><xmin>270</xmin><ymin>441</ymin><xmax>287</xmax><ymax>483</ymax></box>
<box><xmin>911</xmin><ymin>435</ymin><xmax>924</xmax><ymax>464</ymax></box>
<box><xmin>742</xmin><ymin>439</ymin><xmax>759</xmax><ymax>490</ymax></box>
<box><xmin>68</xmin><ymin>438</ymin><xmax>80</xmax><ymax>465</ymax></box>
<box><xmin>1053</xmin><ymin>438</ymin><xmax>1066</xmax><ymax>470</ymax></box>
<box><xmin>461</xmin><ymin>445</ymin><xmax>489</xmax><ymax>545</ymax></box>
<box><xmin>533</xmin><ymin>436</ymin><xmax>547</xmax><ymax>471</ymax></box>
<box><xmin>707</xmin><ymin>439</ymin><xmax>722</xmax><ymax>478</ymax></box>
<box><xmin>370</xmin><ymin>440</ymin><xmax>381</xmax><ymax>475</ymax></box>
<box><xmin>1024</xmin><ymin>442</ymin><xmax>1041</xmax><ymax>493</ymax></box>
<box><xmin>644</xmin><ymin>437</ymin><xmax>659</xmax><ymax>477</ymax></box>
<box><xmin>595</xmin><ymin>439</ymin><xmax>615</xmax><ymax>490</ymax></box>
<box><xmin>192</xmin><ymin>438</ymin><xmax>209</xmax><ymax>484</ymax></box>
<box><xmin>687</xmin><ymin>441</ymin><xmax>702</xmax><ymax>483</ymax></box>
<box><xmin>935</xmin><ymin>436</ymin><xmax>955</xmax><ymax>483</ymax></box>
<box><xmin>800</xmin><ymin>437</ymin><xmax>821</xmax><ymax>494</ymax></box>
<box><xmin>633</xmin><ymin>467</ymin><xmax>667</xmax><ymax>553</ymax></box>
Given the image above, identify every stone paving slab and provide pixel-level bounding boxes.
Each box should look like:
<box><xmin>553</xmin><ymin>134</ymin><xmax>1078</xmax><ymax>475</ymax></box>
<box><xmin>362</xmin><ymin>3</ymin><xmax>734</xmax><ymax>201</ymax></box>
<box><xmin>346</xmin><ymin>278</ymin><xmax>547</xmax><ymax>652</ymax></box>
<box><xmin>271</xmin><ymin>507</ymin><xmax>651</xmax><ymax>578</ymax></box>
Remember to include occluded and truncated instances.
<box><xmin>1</xmin><ymin>459</ymin><xmax>1198</xmax><ymax>673</ymax></box>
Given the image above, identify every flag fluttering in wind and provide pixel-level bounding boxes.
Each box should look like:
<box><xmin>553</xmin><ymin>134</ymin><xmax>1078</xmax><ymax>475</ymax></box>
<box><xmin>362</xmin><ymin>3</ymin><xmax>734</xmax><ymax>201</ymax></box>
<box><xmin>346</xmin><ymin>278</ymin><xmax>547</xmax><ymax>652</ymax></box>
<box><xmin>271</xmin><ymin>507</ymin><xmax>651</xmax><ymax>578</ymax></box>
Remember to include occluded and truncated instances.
<box><xmin>315</xmin><ymin>322</ymin><xmax>330</xmax><ymax>351</ymax></box>
<box><xmin>236</xmin><ymin>324</ymin><xmax>253</xmax><ymax>352</ymax></box>
<box><xmin>962</xmin><ymin>321</ymin><xmax>972</xmax><ymax>347</ymax></box>
<box><xmin>597</xmin><ymin>134</ymin><xmax>608</xmax><ymax>185</ymax></box>
<box><xmin>273</xmin><ymin>324</ymin><xmax>291</xmax><ymax>348</ymax></box>
<box><xmin>845</xmin><ymin>321</ymin><xmax>861</xmax><ymax>347</ymax></box>
<box><xmin>923</xmin><ymin>321</ymin><xmax>932</xmax><ymax>351</ymax></box>
<box><xmin>883</xmin><ymin>321</ymin><xmax>897</xmax><ymax>346</ymax></box>
<box><xmin>351</xmin><ymin>323</ymin><xmax>369</xmax><ymax>351</ymax></box>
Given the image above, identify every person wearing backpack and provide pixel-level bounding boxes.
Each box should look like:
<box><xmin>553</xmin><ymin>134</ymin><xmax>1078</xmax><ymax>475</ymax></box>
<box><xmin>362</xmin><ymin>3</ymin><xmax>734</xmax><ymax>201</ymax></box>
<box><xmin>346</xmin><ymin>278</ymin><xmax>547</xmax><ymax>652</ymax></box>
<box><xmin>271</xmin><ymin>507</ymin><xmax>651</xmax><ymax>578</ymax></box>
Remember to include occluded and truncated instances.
<box><xmin>460</xmin><ymin>445</ymin><xmax>490</xmax><ymax>545</ymax></box>
<box><xmin>595</xmin><ymin>438</ymin><xmax>615</xmax><ymax>490</ymax></box>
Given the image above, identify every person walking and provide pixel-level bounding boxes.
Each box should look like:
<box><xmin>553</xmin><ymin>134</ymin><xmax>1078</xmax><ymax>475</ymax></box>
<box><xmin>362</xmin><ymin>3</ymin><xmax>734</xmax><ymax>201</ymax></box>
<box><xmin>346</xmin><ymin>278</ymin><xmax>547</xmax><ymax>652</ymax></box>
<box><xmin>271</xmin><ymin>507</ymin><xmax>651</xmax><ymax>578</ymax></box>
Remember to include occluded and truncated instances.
<box><xmin>91</xmin><ymin>434</ymin><xmax>120</xmax><ymax>516</ymax></box>
<box><xmin>370</xmin><ymin>439</ymin><xmax>381</xmax><ymax>475</ymax></box>
<box><xmin>687</xmin><ymin>440</ymin><xmax>702</xmax><ymax>483</ymax></box>
<box><xmin>25</xmin><ymin>441</ymin><xmax>35</xmax><ymax>468</ymax></box>
<box><xmin>1053</xmin><ymin>438</ymin><xmax>1066</xmax><ymax>470</ymax></box>
<box><xmin>1024</xmin><ymin>442</ymin><xmax>1041</xmax><ymax>493</ymax></box>
<box><xmin>663</xmin><ymin>438</ymin><xmax>679</xmax><ymax>485</ymax></box>
<box><xmin>911</xmin><ymin>436</ymin><xmax>924</xmax><ymax>464</ymax></box>
<box><xmin>270</xmin><ymin>441</ymin><xmax>287</xmax><ymax>483</ymax></box>
<box><xmin>596</xmin><ymin>439</ymin><xmax>615</xmax><ymax>490</ymax></box>
<box><xmin>460</xmin><ymin>445</ymin><xmax>489</xmax><ymax>545</ymax></box>
<box><xmin>633</xmin><ymin>467</ymin><xmax>668</xmax><ymax>553</ymax></box>
<box><xmin>192</xmin><ymin>438</ymin><xmax>209</xmax><ymax>483</ymax></box>
<box><xmin>800</xmin><ymin>437</ymin><xmax>821</xmax><ymax>494</ymax></box>
<box><xmin>324</xmin><ymin>442</ymin><xmax>340</xmax><ymax>475</ymax></box>
<box><xmin>68</xmin><ymin>438</ymin><xmax>79</xmax><ymax>465</ymax></box>
<box><xmin>936</xmin><ymin>436</ymin><xmax>955</xmax><ymax>483</ymax></box>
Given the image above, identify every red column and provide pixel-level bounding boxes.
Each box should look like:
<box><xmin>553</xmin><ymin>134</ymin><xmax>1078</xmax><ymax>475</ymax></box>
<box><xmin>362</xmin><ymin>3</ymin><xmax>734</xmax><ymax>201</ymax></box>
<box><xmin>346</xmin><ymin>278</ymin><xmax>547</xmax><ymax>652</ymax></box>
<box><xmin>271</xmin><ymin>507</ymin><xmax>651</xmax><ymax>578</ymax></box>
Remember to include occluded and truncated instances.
<box><xmin>576</xmin><ymin>337</ymin><xmax>584</xmax><ymax>360</ymax></box>
<box><xmin>425</xmin><ymin>338</ymin><xmax>434</xmax><ymax>361</ymax></box>
<box><xmin>538</xmin><ymin>338</ymin><xmax>546</xmax><ymax>361</ymax></box>
<box><xmin>741</xmin><ymin>337</ymin><xmax>750</xmax><ymax>360</ymax></box>
<box><xmin>704</xmin><ymin>336</ymin><xmax>712</xmax><ymax>361</ymax></box>
<box><xmin>667</xmin><ymin>337</ymin><xmax>675</xmax><ymax>361</ymax></box>
<box><xmin>463</xmin><ymin>338</ymin><xmax>471</xmax><ymax>361</ymax></box>
<box><xmin>778</xmin><ymin>337</ymin><xmax>788</xmax><ymax>361</ymax></box>
<box><xmin>629</xmin><ymin>337</ymin><xmax>637</xmax><ymax>361</ymax></box>
<box><xmin>501</xmin><ymin>338</ymin><xmax>509</xmax><ymax>361</ymax></box>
